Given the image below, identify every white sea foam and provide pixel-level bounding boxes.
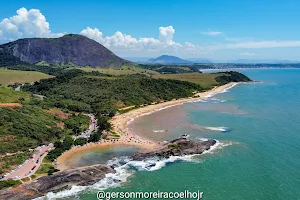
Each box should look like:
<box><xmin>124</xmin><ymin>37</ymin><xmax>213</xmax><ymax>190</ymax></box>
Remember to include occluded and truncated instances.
<box><xmin>205</xmin><ymin>83</ymin><xmax>239</xmax><ymax>98</ymax></box>
<box><xmin>220</xmin><ymin>83</ymin><xmax>239</xmax><ymax>93</ymax></box>
<box><xmin>205</xmin><ymin>97</ymin><xmax>227</xmax><ymax>103</ymax></box>
<box><xmin>204</xmin><ymin>126</ymin><xmax>230</xmax><ymax>132</ymax></box>
<box><xmin>197</xmin><ymin>138</ymin><xmax>209</xmax><ymax>142</ymax></box>
<box><xmin>153</xmin><ymin>130</ymin><xmax>167</xmax><ymax>133</ymax></box>
<box><xmin>40</xmin><ymin>139</ymin><xmax>233</xmax><ymax>199</ymax></box>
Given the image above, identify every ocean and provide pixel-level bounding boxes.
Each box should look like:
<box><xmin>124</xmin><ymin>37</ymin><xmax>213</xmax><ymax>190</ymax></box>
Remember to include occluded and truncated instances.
<box><xmin>47</xmin><ymin>69</ymin><xmax>300</xmax><ymax>200</ymax></box>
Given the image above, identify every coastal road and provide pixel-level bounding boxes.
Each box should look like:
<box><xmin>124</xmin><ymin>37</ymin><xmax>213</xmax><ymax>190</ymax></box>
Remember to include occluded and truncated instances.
<box><xmin>2</xmin><ymin>144</ymin><xmax>53</xmax><ymax>180</ymax></box>
<box><xmin>74</xmin><ymin>114</ymin><xmax>97</xmax><ymax>139</ymax></box>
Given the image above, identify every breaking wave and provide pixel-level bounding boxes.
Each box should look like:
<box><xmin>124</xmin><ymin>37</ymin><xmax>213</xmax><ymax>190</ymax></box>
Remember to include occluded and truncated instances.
<box><xmin>219</xmin><ymin>83</ymin><xmax>239</xmax><ymax>93</ymax></box>
<box><xmin>41</xmin><ymin>139</ymin><xmax>232</xmax><ymax>199</ymax></box>
<box><xmin>153</xmin><ymin>130</ymin><xmax>167</xmax><ymax>133</ymax></box>
<box><xmin>204</xmin><ymin>126</ymin><xmax>230</xmax><ymax>132</ymax></box>
<box><xmin>205</xmin><ymin>97</ymin><xmax>227</xmax><ymax>103</ymax></box>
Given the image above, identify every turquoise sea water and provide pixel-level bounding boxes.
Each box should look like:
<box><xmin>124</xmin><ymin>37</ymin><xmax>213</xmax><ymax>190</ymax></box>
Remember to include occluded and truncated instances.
<box><xmin>52</xmin><ymin>69</ymin><xmax>300</xmax><ymax>200</ymax></box>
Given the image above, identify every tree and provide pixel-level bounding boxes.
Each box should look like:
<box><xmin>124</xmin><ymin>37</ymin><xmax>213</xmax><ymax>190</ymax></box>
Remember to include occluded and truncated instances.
<box><xmin>62</xmin><ymin>136</ymin><xmax>74</xmax><ymax>150</ymax></box>
<box><xmin>96</xmin><ymin>116</ymin><xmax>112</xmax><ymax>131</ymax></box>
<box><xmin>54</xmin><ymin>141</ymin><xmax>63</xmax><ymax>149</ymax></box>
<box><xmin>74</xmin><ymin>138</ymin><xmax>88</xmax><ymax>146</ymax></box>
<box><xmin>89</xmin><ymin>132</ymin><xmax>100</xmax><ymax>142</ymax></box>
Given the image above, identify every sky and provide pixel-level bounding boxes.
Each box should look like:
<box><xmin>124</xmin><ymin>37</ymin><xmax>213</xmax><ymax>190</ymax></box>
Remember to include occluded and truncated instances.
<box><xmin>1</xmin><ymin>0</ymin><xmax>300</xmax><ymax>61</ymax></box>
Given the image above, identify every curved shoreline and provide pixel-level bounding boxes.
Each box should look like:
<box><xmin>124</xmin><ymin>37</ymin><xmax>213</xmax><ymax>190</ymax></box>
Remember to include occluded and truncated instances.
<box><xmin>56</xmin><ymin>82</ymin><xmax>238</xmax><ymax>170</ymax></box>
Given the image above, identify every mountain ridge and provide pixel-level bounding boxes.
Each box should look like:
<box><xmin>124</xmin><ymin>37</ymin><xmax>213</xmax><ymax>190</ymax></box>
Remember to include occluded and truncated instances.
<box><xmin>0</xmin><ymin>34</ymin><xmax>132</xmax><ymax>68</ymax></box>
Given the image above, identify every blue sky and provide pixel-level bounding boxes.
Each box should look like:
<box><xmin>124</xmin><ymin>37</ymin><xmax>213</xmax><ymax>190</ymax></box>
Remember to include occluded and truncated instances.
<box><xmin>1</xmin><ymin>0</ymin><xmax>300</xmax><ymax>60</ymax></box>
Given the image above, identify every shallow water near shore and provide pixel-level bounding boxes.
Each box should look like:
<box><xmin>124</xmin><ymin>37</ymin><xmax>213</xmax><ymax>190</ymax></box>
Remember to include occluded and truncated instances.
<box><xmin>52</xmin><ymin>69</ymin><xmax>300</xmax><ymax>200</ymax></box>
<box><xmin>64</xmin><ymin>146</ymin><xmax>139</xmax><ymax>168</ymax></box>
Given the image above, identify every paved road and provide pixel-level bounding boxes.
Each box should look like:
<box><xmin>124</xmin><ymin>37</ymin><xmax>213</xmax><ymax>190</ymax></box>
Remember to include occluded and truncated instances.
<box><xmin>74</xmin><ymin>114</ymin><xmax>97</xmax><ymax>139</ymax></box>
<box><xmin>2</xmin><ymin>144</ymin><xmax>53</xmax><ymax>180</ymax></box>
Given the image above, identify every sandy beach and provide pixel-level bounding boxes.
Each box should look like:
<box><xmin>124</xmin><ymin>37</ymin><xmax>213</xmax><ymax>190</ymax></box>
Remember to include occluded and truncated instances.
<box><xmin>56</xmin><ymin>82</ymin><xmax>238</xmax><ymax>170</ymax></box>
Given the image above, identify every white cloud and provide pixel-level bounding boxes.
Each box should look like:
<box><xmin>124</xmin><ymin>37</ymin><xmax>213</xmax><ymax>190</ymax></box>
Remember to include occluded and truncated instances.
<box><xmin>201</xmin><ymin>31</ymin><xmax>223</xmax><ymax>36</ymax></box>
<box><xmin>0</xmin><ymin>7</ymin><xmax>62</xmax><ymax>43</ymax></box>
<box><xmin>80</xmin><ymin>26</ymin><xmax>190</xmax><ymax>56</ymax></box>
<box><xmin>3</xmin><ymin>8</ymin><xmax>300</xmax><ymax>58</ymax></box>
<box><xmin>159</xmin><ymin>26</ymin><xmax>175</xmax><ymax>45</ymax></box>
<box><xmin>79</xmin><ymin>27</ymin><xmax>103</xmax><ymax>43</ymax></box>
<box><xmin>240</xmin><ymin>52</ymin><xmax>256</xmax><ymax>56</ymax></box>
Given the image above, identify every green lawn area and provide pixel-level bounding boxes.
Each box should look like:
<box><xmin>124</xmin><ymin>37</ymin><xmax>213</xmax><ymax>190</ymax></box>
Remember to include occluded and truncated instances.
<box><xmin>0</xmin><ymin>68</ymin><xmax>53</xmax><ymax>85</ymax></box>
<box><xmin>79</xmin><ymin>65</ymin><xmax>159</xmax><ymax>76</ymax></box>
<box><xmin>153</xmin><ymin>73</ymin><xmax>224</xmax><ymax>88</ymax></box>
<box><xmin>35</xmin><ymin>163</ymin><xmax>54</xmax><ymax>175</ymax></box>
<box><xmin>0</xmin><ymin>180</ymin><xmax>22</xmax><ymax>189</ymax></box>
<box><xmin>0</xmin><ymin>87</ymin><xmax>31</xmax><ymax>103</ymax></box>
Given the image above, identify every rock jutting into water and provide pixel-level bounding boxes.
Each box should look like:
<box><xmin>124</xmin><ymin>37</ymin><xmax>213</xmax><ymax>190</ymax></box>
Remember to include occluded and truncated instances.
<box><xmin>0</xmin><ymin>138</ymin><xmax>217</xmax><ymax>200</ymax></box>
<box><xmin>132</xmin><ymin>138</ymin><xmax>217</xmax><ymax>161</ymax></box>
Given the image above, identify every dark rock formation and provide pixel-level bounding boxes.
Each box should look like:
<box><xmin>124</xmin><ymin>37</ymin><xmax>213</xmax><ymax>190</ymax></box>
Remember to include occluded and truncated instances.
<box><xmin>0</xmin><ymin>164</ymin><xmax>114</xmax><ymax>200</ymax></box>
<box><xmin>0</xmin><ymin>34</ymin><xmax>132</xmax><ymax>68</ymax></box>
<box><xmin>132</xmin><ymin>138</ymin><xmax>217</xmax><ymax>160</ymax></box>
<box><xmin>0</xmin><ymin>138</ymin><xmax>217</xmax><ymax>200</ymax></box>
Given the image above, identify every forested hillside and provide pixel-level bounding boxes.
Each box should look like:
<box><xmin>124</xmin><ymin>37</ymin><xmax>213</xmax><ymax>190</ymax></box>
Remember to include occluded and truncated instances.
<box><xmin>215</xmin><ymin>71</ymin><xmax>252</xmax><ymax>85</ymax></box>
<box><xmin>0</xmin><ymin>104</ymin><xmax>89</xmax><ymax>154</ymax></box>
<box><xmin>24</xmin><ymin>70</ymin><xmax>204</xmax><ymax>115</ymax></box>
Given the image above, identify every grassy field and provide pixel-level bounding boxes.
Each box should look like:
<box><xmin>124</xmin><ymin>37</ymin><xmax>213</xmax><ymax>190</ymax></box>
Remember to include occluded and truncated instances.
<box><xmin>0</xmin><ymin>68</ymin><xmax>53</xmax><ymax>85</ymax></box>
<box><xmin>0</xmin><ymin>87</ymin><xmax>31</xmax><ymax>103</ymax></box>
<box><xmin>79</xmin><ymin>65</ymin><xmax>159</xmax><ymax>76</ymax></box>
<box><xmin>153</xmin><ymin>73</ymin><xmax>224</xmax><ymax>88</ymax></box>
<box><xmin>80</xmin><ymin>66</ymin><xmax>225</xmax><ymax>88</ymax></box>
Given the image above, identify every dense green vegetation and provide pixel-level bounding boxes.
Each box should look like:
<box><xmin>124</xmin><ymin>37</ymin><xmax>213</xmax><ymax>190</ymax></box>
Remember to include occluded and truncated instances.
<box><xmin>0</xmin><ymin>105</ymin><xmax>67</xmax><ymax>154</ymax></box>
<box><xmin>215</xmin><ymin>71</ymin><xmax>252</xmax><ymax>85</ymax></box>
<box><xmin>88</xmin><ymin>132</ymin><xmax>101</xmax><ymax>142</ymax></box>
<box><xmin>0</xmin><ymin>180</ymin><xmax>22</xmax><ymax>189</ymax></box>
<box><xmin>63</xmin><ymin>114</ymin><xmax>90</xmax><ymax>135</ymax></box>
<box><xmin>24</xmin><ymin>70</ymin><xmax>204</xmax><ymax>114</ymax></box>
<box><xmin>0</xmin><ymin>87</ymin><xmax>90</xmax><ymax>156</ymax></box>
<box><xmin>46</xmin><ymin>136</ymin><xmax>74</xmax><ymax>162</ymax></box>
<box><xmin>74</xmin><ymin>138</ymin><xmax>88</xmax><ymax>146</ymax></box>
